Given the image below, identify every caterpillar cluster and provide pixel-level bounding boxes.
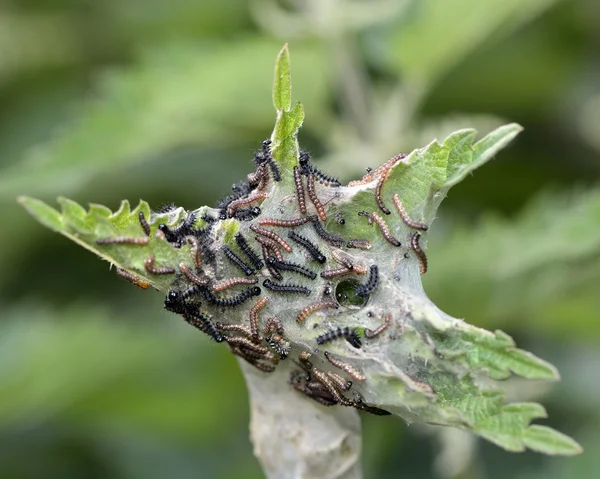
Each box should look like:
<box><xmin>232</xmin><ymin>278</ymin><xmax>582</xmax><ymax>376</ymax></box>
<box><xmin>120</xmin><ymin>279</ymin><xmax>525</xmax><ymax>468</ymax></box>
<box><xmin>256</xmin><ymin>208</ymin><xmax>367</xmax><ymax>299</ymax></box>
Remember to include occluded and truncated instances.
<box><xmin>102</xmin><ymin>138</ymin><xmax>435</xmax><ymax>414</ymax></box>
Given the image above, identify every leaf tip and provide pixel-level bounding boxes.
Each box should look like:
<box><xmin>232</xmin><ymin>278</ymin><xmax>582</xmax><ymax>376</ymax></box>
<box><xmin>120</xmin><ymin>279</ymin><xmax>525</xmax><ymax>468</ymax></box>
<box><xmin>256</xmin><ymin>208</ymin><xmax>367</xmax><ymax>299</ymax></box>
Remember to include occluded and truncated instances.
<box><xmin>16</xmin><ymin>195</ymin><xmax>32</xmax><ymax>206</ymax></box>
<box><xmin>273</xmin><ymin>44</ymin><xmax>292</xmax><ymax>112</ymax></box>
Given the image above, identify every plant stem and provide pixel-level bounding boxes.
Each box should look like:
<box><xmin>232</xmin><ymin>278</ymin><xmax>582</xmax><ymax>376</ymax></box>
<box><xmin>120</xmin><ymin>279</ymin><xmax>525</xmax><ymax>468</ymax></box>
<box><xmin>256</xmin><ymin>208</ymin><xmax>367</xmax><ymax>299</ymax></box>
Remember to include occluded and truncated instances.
<box><xmin>242</xmin><ymin>360</ymin><xmax>363</xmax><ymax>479</ymax></box>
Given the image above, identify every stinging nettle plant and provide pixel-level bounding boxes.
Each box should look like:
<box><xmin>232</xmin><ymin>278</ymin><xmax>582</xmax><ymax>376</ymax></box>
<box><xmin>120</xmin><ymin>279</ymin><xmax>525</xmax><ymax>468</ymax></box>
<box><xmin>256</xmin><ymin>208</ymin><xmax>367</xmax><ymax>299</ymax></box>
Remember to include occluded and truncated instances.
<box><xmin>19</xmin><ymin>45</ymin><xmax>581</xmax><ymax>477</ymax></box>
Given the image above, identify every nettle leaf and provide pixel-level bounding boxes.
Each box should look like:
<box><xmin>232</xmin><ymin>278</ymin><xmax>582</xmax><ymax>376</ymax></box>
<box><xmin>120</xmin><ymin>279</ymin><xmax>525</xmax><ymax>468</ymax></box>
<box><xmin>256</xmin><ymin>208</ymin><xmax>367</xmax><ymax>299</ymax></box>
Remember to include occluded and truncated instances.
<box><xmin>18</xmin><ymin>196</ymin><xmax>204</xmax><ymax>292</ymax></box>
<box><xmin>20</xmin><ymin>46</ymin><xmax>581</xmax><ymax>457</ymax></box>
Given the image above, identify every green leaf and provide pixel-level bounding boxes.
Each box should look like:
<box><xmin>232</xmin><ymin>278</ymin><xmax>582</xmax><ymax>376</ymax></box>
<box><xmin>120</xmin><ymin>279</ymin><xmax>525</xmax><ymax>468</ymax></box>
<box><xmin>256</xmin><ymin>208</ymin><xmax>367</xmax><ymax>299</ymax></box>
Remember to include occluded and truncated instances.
<box><xmin>339</xmin><ymin>123</ymin><xmax>522</xmax><ymax>231</ymax></box>
<box><xmin>445</xmin><ymin>123</ymin><xmax>523</xmax><ymax>188</ymax></box>
<box><xmin>433</xmin><ymin>326</ymin><xmax>559</xmax><ymax>381</ymax></box>
<box><xmin>271</xmin><ymin>102</ymin><xmax>304</xmax><ymax>175</ymax></box>
<box><xmin>273</xmin><ymin>43</ymin><xmax>292</xmax><ymax>111</ymax></box>
<box><xmin>523</xmin><ymin>425</ymin><xmax>584</xmax><ymax>456</ymax></box>
<box><xmin>17</xmin><ymin>196</ymin><xmax>63</xmax><ymax>231</ymax></box>
<box><xmin>18</xmin><ymin>195</ymin><xmax>199</xmax><ymax>292</ymax></box>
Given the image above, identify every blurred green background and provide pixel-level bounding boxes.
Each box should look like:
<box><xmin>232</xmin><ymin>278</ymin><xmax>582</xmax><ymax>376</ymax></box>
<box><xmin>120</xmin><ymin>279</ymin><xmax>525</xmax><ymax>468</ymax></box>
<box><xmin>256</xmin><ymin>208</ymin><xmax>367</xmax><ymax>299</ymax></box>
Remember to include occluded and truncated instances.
<box><xmin>1</xmin><ymin>0</ymin><xmax>599</xmax><ymax>478</ymax></box>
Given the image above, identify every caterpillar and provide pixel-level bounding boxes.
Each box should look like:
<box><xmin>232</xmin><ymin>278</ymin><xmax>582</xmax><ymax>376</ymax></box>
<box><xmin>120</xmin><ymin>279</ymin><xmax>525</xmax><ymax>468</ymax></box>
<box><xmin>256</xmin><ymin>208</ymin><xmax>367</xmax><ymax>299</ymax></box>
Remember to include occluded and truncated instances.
<box><xmin>324</xmin><ymin>351</ymin><xmax>366</xmax><ymax>382</ymax></box>
<box><xmin>371</xmin><ymin>153</ymin><xmax>406</xmax><ymax>178</ymax></box>
<box><xmin>311</xmin><ymin>368</ymin><xmax>353</xmax><ymax>406</ymax></box>
<box><xmin>296</xmin><ymin>351</ymin><xmax>352</xmax><ymax>405</ymax></box>
<box><xmin>316</xmin><ymin>326</ymin><xmax>362</xmax><ymax>349</ymax></box>
<box><xmin>248</xmin><ymin>163</ymin><xmax>269</xmax><ymax>190</ymax></box>
<box><xmin>352</xmin><ymin>392</ymin><xmax>391</xmax><ymax>416</ymax></box>
<box><xmin>367</xmin><ymin>212</ymin><xmax>401</xmax><ymax>247</ymax></box>
<box><xmin>306</xmin><ymin>173</ymin><xmax>327</xmax><ymax>221</ymax></box>
<box><xmin>227</xmin><ymin>336</ymin><xmax>270</xmax><ymax>356</ymax></box>
<box><xmin>233</xmin><ymin>343</ymin><xmax>279</xmax><ymax>366</ymax></box>
<box><xmin>222</xmin><ymin>245</ymin><xmax>255</xmax><ymax>276</ymax></box>
<box><xmin>216</xmin><ymin>322</ymin><xmax>253</xmax><ymax>339</ymax></box>
<box><xmin>293</xmin><ymin>166</ymin><xmax>307</xmax><ymax>214</ymax></box>
<box><xmin>288</xmin><ymin>231</ymin><xmax>326</xmax><ymax>264</ymax></box>
<box><xmin>298</xmin><ymin>150</ymin><xmax>341</xmax><ymax>187</ymax></box>
<box><xmin>331</xmin><ymin>249</ymin><xmax>355</xmax><ymax>271</ymax></box>
<box><xmin>212</xmin><ymin>276</ymin><xmax>258</xmax><ymax>292</ymax></box>
<box><xmin>320</xmin><ymin>267</ymin><xmax>353</xmax><ymax>279</ymax></box>
<box><xmin>144</xmin><ymin>254</ymin><xmax>176</xmax><ymax>275</ymax></box>
<box><xmin>158</xmin><ymin>211</ymin><xmax>197</xmax><ymax>246</ymax></box>
<box><xmin>392</xmin><ymin>194</ymin><xmax>428</xmax><ymax>231</ymax></box>
<box><xmin>375</xmin><ymin>164</ymin><xmax>393</xmax><ymax>215</ymax></box>
<box><xmin>138</xmin><ymin>211</ymin><xmax>151</xmax><ymax>236</ymax></box>
<box><xmin>96</xmin><ymin>236</ymin><xmax>149</xmax><ymax>245</ymax></box>
<box><xmin>261</xmin><ymin>246</ymin><xmax>283</xmax><ymax>280</ymax></box>
<box><xmin>346</xmin><ymin>239</ymin><xmax>372</xmax><ymax>250</ymax></box>
<box><xmin>115</xmin><ymin>268</ymin><xmax>150</xmax><ymax>289</ymax></box>
<box><xmin>226</xmin><ymin>191</ymin><xmax>267</xmax><ymax>218</ymax></box>
<box><xmin>249</xmin><ymin>225</ymin><xmax>293</xmax><ymax>252</ymax></box>
<box><xmin>296</xmin><ymin>301</ymin><xmax>339</xmax><ymax>324</ymax></box>
<box><xmin>365</xmin><ymin>313</ymin><xmax>391</xmax><ymax>339</ymax></box>
<box><xmin>254</xmin><ymin>139</ymin><xmax>280</xmax><ymax>182</ymax></box>
<box><xmin>262</xmin><ymin>279</ymin><xmax>311</xmax><ymax>296</ymax></box>
<box><xmin>326</xmin><ymin>371</ymin><xmax>352</xmax><ymax>391</ymax></box>
<box><xmin>164</xmin><ymin>290</ymin><xmax>186</xmax><ymax>314</ymax></box>
<box><xmin>255</xmin><ymin>163</ymin><xmax>270</xmax><ymax>190</ymax></box>
<box><xmin>308</xmin><ymin>166</ymin><xmax>341</xmax><ymax>188</ymax></box>
<box><xmin>232</xmin><ymin>206</ymin><xmax>261</xmax><ymax>222</ymax></box>
<box><xmin>201</xmin><ymin>286</ymin><xmax>262</xmax><ymax>307</ymax></box>
<box><xmin>266</xmin><ymin>256</ymin><xmax>317</xmax><ymax>280</ymax></box>
<box><xmin>309</xmin><ymin>216</ymin><xmax>345</xmax><ymax>247</ymax></box>
<box><xmin>180</xmin><ymin>284</ymin><xmax>204</xmax><ymax>300</ymax></box>
<box><xmin>255</xmin><ymin>235</ymin><xmax>284</xmax><ymax>261</ymax></box>
<box><xmin>264</xmin><ymin>317</ymin><xmax>290</xmax><ymax>360</ymax></box>
<box><xmin>249</xmin><ymin>297</ymin><xmax>269</xmax><ymax>342</ymax></box>
<box><xmin>263</xmin><ymin>140</ymin><xmax>281</xmax><ymax>182</ymax></box>
<box><xmin>182</xmin><ymin>306</ymin><xmax>224</xmax><ymax>342</ymax></box>
<box><xmin>235</xmin><ymin>232</ymin><xmax>264</xmax><ymax>269</ymax></box>
<box><xmin>162</xmin><ymin>291</ymin><xmax>223</xmax><ymax>342</ymax></box>
<box><xmin>355</xmin><ymin>265</ymin><xmax>379</xmax><ymax>297</ymax></box>
<box><xmin>290</xmin><ymin>371</ymin><xmax>337</xmax><ymax>406</ymax></box>
<box><xmin>258</xmin><ymin>216</ymin><xmax>309</xmax><ymax>228</ymax></box>
<box><xmin>216</xmin><ymin>181</ymin><xmax>253</xmax><ymax>211</ymax></box>
<box><xmin>410</xmin><ymin>232</ymin><xmax>428</xmax><ymax>275</ymax></box>
<box><xmin>179</xmin><ymin>264</ymin><xmax>209</xmax><ymax>286</ymax></box>
<box><xmin>184</xmin><ymin>236</ymin><xmax>203</xmax><ymax>269</ymax></box>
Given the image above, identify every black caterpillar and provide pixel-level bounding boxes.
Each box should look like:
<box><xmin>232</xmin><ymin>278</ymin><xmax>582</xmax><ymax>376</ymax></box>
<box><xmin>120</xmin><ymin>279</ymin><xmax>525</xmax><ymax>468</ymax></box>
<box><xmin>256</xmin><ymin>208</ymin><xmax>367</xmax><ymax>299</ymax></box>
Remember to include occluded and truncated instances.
<box><xmin>309</xmin><ymin>216</ymin><xmax>345</xmax><ymax>247</ymax></box>
<box><xmin>262</xmin><ymin>279</ymin><xmax>311</xmax><ymax>296</ymax></box>
<box><xmin>355</xmin><ymin>265</ymin><xmax>379</xmax><ymax>297</ymax></box>
<box><xmin>299</xmin><ymin>150</ymin><xmax>341</xmax><ymax>187</ymax></box>
<box><xmin>201</xmin><ymin>286</ymin><xmax>262</xmax><ymax>307</ymax></box>
<box><xmin>222</xmin><ymin>245</ymin><xmax>255</xmax><ymax>276</ymax></box>
<box><xmin>163</xmin><ymin>291</ymin><xmax>223</xmax><ymax>342</ymax></box>
<box><xmin>235</xmin><ymin>232</ymin><xmax>264</xmax><ymax>269</ymax></box>
<box><xmin>233</xmin><ymin>206</ymin><xmax>261</xmax><ymax>221</ymax></box>
<box><xmin>288</xmin><ymin>231</ymin><xmax>326</xmax><ymax>264</ymax></box>
<box><xmin>255</xmin><ymin>140</ymin><xmax>280</xmax><ymax>181</ymax></box>
<box><xmin>158</xmin><ymin>211</ymin><xmax>198</xmax><ymax>247</ymax></box>
<box><xmin>316</xmin><ymin>327</ymin><xmax>362</xmax><ymax>349</ymax></box>
<box><xmin>266</xmin><ymin>256</ymin><xmax>317</xmax><ymax>280</ymax></box>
